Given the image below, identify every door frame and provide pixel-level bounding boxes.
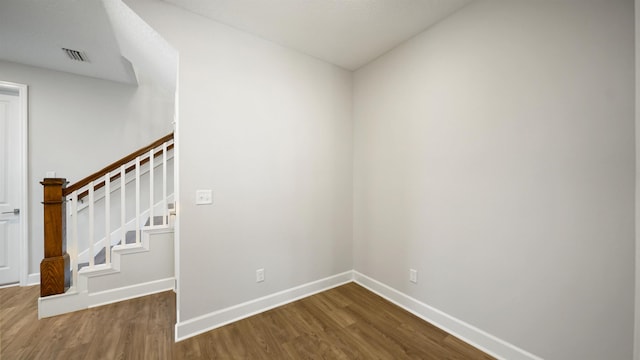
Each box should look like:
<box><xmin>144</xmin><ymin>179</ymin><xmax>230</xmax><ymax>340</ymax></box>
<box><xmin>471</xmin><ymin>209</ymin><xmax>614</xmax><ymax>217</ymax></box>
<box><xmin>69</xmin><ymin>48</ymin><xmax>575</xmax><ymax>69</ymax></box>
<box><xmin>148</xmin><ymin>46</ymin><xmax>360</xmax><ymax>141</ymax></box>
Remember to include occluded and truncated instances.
<box><xmin>0</xmin><ymin>81</ymin><xmax>28</xmax><ymax>286</ymax></box>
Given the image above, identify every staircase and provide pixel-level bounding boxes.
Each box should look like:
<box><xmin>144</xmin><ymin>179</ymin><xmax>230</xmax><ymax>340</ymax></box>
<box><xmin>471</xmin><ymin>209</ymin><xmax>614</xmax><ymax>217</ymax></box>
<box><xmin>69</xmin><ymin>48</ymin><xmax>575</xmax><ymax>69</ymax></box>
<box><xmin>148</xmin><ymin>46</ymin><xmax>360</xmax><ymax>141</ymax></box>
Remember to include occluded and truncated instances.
<box><xmin>78</xmin><ymin>215</ymin><xmax>166</xmax><ymax>271</ymax></box>
<box><xmin>38</xmin><ymin>134</ymin><xmax>175</xmax><ymax>318</ymax></box>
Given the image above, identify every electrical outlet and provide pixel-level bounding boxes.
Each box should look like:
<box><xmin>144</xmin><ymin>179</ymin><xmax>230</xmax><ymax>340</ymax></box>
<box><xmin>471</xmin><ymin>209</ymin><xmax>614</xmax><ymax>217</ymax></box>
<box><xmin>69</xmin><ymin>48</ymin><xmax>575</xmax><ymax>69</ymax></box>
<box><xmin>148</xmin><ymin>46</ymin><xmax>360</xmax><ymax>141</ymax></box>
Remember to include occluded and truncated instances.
<box><xmin>256</xmin><ymin>268</ymin><xmax>265</xmax><ymax>283</ymax></box>
<box><xmin>196</xmin><ymin>190</ymin><xmax>213</xmax><ymax>205</ymax></box>
<box><xmin>409</xmin><ymin>269</ymin><xmax>418</xmax><ymax>284</ymax></box>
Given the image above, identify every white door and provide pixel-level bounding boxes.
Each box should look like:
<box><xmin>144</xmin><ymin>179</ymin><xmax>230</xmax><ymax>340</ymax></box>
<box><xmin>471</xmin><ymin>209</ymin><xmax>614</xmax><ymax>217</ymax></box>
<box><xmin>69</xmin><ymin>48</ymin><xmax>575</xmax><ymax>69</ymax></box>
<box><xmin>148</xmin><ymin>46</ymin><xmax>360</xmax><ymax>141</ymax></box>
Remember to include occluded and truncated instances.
<box><xmin>0</xmin><ymin>92</ymin><xmax>21</xmax><ymax>285</ymax></box>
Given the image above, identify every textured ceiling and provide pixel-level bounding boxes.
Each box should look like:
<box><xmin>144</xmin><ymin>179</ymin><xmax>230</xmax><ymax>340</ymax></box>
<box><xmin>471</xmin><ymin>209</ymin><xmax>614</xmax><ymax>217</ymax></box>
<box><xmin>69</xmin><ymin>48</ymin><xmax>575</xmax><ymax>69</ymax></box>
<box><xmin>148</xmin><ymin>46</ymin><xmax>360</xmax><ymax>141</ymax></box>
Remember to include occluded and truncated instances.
<box><xmin>164</xmin><ymin>0</ymin><xmax>473</xmax><ymax>70</ymax></box>
<box><xmin>0</xmin><ymin>0</ymin><xmax>137</xmax><ymax>84</ymax></box>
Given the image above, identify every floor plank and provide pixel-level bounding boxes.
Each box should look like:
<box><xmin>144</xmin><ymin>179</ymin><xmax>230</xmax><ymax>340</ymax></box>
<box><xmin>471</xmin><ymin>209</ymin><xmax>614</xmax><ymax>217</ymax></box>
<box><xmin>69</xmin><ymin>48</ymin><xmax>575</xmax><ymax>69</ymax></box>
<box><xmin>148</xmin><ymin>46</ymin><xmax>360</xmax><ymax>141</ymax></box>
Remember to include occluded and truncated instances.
<box><xmin>0</xmin><ymin>282</ymin><xmax>494</xmax><ymax>359</ymax></box>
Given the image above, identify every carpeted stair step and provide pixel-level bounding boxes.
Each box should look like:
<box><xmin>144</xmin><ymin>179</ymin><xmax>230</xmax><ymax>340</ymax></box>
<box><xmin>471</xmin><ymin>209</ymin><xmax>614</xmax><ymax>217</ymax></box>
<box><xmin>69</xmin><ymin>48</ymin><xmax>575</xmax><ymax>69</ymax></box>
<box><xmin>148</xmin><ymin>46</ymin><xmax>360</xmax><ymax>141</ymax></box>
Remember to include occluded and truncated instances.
<box><xmin>145</xmin><ymin>216</ymin><xmax>168</xmax><ymax>226</ymax></box>
<box><xmin>77</xmin><ymin>229</ymin><xmax>142</xmax><ymax>271</ymax></box>
<box><xmin>76</xmin><ymin>213</ymin><xmax>169</xmax><ymax>271</ymax></box>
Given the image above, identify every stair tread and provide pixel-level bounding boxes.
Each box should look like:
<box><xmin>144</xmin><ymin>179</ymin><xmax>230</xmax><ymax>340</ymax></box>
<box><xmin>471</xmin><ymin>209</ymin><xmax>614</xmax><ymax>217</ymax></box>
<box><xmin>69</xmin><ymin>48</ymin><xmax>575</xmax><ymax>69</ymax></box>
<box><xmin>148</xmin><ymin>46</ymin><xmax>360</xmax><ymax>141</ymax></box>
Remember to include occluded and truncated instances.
<box><xmin>77</xmin><ymin>215</ymin><xmax>168</xmax><ymax>271</ymax></box>
<box><xmin>78</xmin><ymin>231</ymin><xmax>140</xmax><ymax>271</ymax></box>
<box><xmin>144</xmin><ymin>216</ymin><xmax>167</xmax><ymax>226</ymax></box>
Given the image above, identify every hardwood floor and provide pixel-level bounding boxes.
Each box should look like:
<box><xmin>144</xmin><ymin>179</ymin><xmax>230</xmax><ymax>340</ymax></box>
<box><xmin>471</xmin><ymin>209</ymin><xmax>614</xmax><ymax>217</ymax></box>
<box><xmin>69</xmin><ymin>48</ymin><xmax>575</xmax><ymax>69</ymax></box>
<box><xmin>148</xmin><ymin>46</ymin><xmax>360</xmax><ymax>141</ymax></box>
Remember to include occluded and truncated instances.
<box><xmin>0</xmin><ymin>282</ymin><xmax>494</xmax><ymax>359</ymax></box>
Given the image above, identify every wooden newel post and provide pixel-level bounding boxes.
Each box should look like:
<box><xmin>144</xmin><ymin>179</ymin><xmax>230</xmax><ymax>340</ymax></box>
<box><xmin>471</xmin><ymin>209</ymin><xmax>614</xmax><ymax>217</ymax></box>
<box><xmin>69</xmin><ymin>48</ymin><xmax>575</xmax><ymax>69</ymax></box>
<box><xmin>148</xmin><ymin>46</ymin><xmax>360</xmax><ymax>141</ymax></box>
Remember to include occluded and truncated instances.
<box><xmin>40</xmin><ymin>178</ymin><xmax>70</xmax><ymax>297</ymax></box>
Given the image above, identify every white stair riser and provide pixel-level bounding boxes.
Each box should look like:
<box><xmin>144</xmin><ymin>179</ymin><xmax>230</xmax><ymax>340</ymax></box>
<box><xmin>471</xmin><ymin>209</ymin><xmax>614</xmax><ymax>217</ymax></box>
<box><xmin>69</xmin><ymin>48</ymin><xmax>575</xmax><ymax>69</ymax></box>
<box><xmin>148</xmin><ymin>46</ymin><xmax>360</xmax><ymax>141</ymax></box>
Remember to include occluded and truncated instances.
<box><xmin>76</xmin><ymin>194</ymin><xmax>174</xmax><ymax>263</ymax></box>
<box><xmin>38</xmin><ymin>230</ymin><xmax>174</xmax><ymax>318</ymax></box>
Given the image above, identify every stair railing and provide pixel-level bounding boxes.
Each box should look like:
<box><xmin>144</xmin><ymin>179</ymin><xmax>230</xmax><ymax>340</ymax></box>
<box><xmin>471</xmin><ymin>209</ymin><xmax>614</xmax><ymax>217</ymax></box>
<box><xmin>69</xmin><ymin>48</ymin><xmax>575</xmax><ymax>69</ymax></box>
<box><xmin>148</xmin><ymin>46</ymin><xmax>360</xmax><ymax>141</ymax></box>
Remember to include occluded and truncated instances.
<box><xmin>40</xmin><ymin>133</ymin><xmax>174</xmax><ymax>297</ymax></box>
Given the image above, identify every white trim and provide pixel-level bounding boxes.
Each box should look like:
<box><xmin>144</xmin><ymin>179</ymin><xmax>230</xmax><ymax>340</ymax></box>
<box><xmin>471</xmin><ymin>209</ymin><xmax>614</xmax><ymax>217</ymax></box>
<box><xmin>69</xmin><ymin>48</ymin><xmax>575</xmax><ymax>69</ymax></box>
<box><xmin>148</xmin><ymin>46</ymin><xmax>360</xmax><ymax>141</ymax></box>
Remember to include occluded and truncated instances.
<box><xmin>78</xmin><ymin>222</ymin><xmax>161</xmax><ymax>277</ymax></box>
<box><xmin>38</xmin><ymin>287</ymin><xmax>85</xmax><ymax>318</ymax></box>
<box><xmin>74</xmin><ymin>150</ymin><xmax>174</xmax><ymax>212</ymax></box>
<box><xmin>38</xmin><ymin>278</ymin><xmax>175</xmax><ymax>318</ymax></box>
<box><xmin>88</xmin><ymin>277</ymin><xmax>175</xmax><ymax>308</ymax></box>
<box><xmin>352</xmin><ymin>271</ymin><xmax>542</xmax><ymax>360</ymax></box>
<box><xmin>0</xmin><ymin>282</ymin><xmax>20</xmax><ymax>289</ymax></box>
<box><xmin>174</xmin><ymin>269</ymin><xmax>539</xmax><ymax>359</ymax></box>
<box><xmin>174</xmin><ymin>270</ymin><xmax>353</xmax><ymax>342</ymax></box>
<box><xmin>27</xmin><ymin>272</ymin><xmax>40</xmax><ymax>286</ymax></box>
<box><xmin>173</xmin><ymin>57</ymin><xmax>181</xmax><ymax>325</ymax></box>
<box><xmin>39</xmin><ymin>228</ymin><xmax>174</xmax><ymax>318</ymax></box>
<box><xmin>634</xmin><ymin>3</ymin><xmax>640</xmax><ymax>358</ymax></box>
<box><xmin>35</xmin><ymin>266</ymin><xmax>541</xmax><ymax>359</ymax></box>
<box><xmin>76</xmin><ymin>193</ymin><xmax>174</xmax><ymax>262</ymax></box>
<box><xmin>0</xmin><ymin>81</ymin><xmax>28</xmax><ymax>286</ymax></box>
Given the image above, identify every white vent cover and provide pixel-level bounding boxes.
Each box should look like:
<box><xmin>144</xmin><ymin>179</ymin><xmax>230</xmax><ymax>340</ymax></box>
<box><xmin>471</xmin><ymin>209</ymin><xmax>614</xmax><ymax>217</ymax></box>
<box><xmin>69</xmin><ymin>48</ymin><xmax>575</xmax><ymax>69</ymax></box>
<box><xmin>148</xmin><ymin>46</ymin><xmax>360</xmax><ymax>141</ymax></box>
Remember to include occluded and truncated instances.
<box><xmin>62</xmin><ymin>48</ymin><xmax>89</xmax><ymax>62</ymax></box>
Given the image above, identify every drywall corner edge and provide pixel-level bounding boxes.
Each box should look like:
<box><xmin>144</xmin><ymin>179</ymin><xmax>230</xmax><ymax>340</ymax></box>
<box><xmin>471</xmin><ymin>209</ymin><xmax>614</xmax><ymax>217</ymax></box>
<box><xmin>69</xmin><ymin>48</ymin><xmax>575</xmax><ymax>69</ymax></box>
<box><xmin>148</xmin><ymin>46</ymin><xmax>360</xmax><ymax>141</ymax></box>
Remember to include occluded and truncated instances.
<box><xmin>352</xmin><ymin>271</ymin><xmax>542</xmax><ymax>360</ymax></box>
<box><xmin>634</xmin><ymin>2</ymin><xmax>640</xmax><ymax>360</ymax></box>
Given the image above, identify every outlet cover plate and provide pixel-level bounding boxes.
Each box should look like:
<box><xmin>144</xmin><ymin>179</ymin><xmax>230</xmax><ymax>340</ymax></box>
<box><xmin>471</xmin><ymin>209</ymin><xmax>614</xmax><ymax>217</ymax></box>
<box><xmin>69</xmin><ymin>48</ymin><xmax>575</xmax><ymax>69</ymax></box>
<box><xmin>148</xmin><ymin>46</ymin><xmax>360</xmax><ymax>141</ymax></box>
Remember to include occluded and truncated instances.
<box><xmin>409</xmin><ymin>269</ymin><xmax>418</xmax><ymax>284</ymax></box>
<box><xmin>196</xmin><ymin>190</ymin><xmax>213</xmax><ymax>205</ymax></box>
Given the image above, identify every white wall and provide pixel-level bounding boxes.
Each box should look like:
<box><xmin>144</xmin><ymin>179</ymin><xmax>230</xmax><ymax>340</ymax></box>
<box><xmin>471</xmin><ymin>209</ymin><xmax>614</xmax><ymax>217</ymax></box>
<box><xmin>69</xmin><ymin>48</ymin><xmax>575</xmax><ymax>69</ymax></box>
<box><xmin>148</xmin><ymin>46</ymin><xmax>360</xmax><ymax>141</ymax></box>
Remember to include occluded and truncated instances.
<box><xmin>0</xmin><ymin>59</ymin><xmax>174</xmax><ymax>275</ymax></box>
<box><xmin>126</xmin><ymin>0</ymin><xmax>353</xmax><ymax>324</ymax></box>
<box><xmin>635</xmin><ymin>0</ymin><xmax>640</xmax><ymax>358</ymax></box>
<box><xmin>102</xmin><ymin>0</ymin><xmax>178</xmax><ymax>97</ymax></box>
<box><xmin>353</xmin><ymin>0</ymin><xmax>634</xmax><ymax>359</ymax></box>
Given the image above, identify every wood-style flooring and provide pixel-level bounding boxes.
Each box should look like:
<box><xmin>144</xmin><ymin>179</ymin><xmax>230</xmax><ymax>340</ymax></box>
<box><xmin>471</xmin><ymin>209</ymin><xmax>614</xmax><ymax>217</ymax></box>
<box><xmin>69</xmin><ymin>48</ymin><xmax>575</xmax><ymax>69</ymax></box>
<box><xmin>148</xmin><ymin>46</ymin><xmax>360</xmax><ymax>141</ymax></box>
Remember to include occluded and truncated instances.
<box><xmin>0</xmin><ymin>282</ymin><xmax>494</xmax><ymax>359</ymax></box>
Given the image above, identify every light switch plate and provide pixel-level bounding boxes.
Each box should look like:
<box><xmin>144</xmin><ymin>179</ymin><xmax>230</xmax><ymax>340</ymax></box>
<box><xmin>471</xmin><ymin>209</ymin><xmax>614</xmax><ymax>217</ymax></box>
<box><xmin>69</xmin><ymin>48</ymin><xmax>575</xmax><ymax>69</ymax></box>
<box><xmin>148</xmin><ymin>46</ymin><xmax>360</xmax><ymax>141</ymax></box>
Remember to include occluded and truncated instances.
<box><xmin>409</xmin><ymin>269</ymin><xmax>418</xmax><ymax>284</ymax></box>
<box><xmin>196</xmin><ymin>190</ymin><xmax>213</xmax><ymax>205</ymax></box>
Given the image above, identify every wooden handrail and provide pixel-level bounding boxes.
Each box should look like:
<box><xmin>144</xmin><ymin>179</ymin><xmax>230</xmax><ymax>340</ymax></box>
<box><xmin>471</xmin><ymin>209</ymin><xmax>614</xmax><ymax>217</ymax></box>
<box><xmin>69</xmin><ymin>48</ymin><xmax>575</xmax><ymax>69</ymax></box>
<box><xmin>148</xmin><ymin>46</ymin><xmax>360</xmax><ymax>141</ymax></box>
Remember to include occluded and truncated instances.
<box><xmin>41</xmin><ymin>132</ymin><xmax>174</xmax><ymax>297</ymax></box>
<box><xmin>63</xmin><ymin>133</ymin><xmax>174</xmax><ymax>197</ymax></box>
<box><xmin>75</xmin><ymin>143</ymin><xmax>174</xmax><ymax>200</ymax></box>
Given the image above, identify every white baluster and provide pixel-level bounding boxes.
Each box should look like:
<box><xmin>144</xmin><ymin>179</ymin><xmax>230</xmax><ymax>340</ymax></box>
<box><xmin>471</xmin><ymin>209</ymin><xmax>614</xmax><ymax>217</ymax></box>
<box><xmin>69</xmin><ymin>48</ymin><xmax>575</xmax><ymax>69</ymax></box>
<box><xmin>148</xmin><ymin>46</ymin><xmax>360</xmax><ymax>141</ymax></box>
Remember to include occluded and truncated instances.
<box><xmin>135</xmin><ymin>157</ymin><xmax>140</xmax><ymax>244</ymax></box>
<box><xmin>120</xmin><ymin>165</ymin><xmax>126</xmax><ymax>245</ymax></box>
<box><xmin>88</xmin><ymin>183</ymin><xmax>95</xmax><ymax>268</ymax></box>
<box><xmin>149</xmin><ymin>149</ymin><xmax>154</xmax><ymax>228</ymax></box>
<box><xmin>105</xmin><ymin>173</ymin><xmax>111</xmax><ymax>266</ymax></box>
<box><xmin>71</xmin><ymin>191</ymin><xmax>78</xmax><ymax>286</ymax></box>
<box><xmin>163</xmin><ymin>143</ymin><xmax>167</xmax><ymax>226</ymax></box>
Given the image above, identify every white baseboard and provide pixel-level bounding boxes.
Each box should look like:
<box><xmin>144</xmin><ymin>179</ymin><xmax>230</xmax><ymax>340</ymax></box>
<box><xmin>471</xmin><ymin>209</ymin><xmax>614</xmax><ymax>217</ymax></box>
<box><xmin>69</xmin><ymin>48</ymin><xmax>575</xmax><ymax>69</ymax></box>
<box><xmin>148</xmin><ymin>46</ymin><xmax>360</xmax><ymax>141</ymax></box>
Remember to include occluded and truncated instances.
<box><xmin>39</xmin><ymin>278</ymin><xmax>175</xmax><ymax>318</ymax></box>
<box><xmin>175</xmin><ymin>270</ymin><xmax>354</xmax><ymax>341</ymax></box>
<box><xmin>89</xmin><ymin>277</ymin><xmax>175</xmax><ymax>308</ymax></box>
<box><xmin>38</xmin><ymin>287</ymin><xmax>86</xmax><ymax>318</ymax></box>
<box><xmin>0</xmin><ymin>282</ymin><xmax>20</xmax><ymax>289</ymax></box>
<box><xmin>352</xmin><ymin>271</ymin><xmax>541</xmax><ymax>360</ymax></box>
<box><xmin>36</xmin><ymin>267</ymin><xmax>540</xmax><ymax>359</ymax></box>
<box><xmin>27</xmin><ymin>272</ymin><xmax>40</xmax><ymax>286</ymax></box>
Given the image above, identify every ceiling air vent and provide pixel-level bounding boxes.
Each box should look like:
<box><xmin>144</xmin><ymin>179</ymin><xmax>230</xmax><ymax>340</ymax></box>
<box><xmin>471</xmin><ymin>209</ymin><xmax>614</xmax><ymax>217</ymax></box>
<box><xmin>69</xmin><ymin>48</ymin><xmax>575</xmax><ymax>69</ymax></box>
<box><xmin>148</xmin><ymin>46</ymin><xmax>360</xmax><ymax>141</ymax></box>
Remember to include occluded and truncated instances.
<box><xmin>62</xmin><ymin>48</ymin><xmax>89</xmax><ymax>62</ymax></box>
